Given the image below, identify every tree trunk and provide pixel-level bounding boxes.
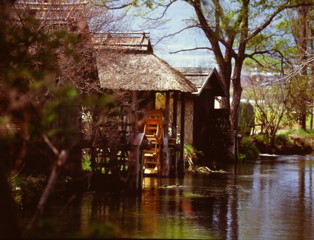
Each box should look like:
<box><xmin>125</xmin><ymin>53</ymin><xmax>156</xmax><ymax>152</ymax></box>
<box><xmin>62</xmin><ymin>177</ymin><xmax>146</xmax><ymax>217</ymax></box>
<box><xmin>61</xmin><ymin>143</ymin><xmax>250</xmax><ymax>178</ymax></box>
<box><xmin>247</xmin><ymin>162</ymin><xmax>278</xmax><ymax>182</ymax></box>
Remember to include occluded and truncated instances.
<box><xmin>218</xmin><ymin>65</ymin><xmax>231</xmax><ymax>111</ymax></box>
<box><xmin>230</xmin><ymin>61</ymin><xmax>243</xmax><ymax>130</ymax></box>
<box><xmin>296</xmin><ymin>5</ymin><xmax>310</xmax><ymax>130</ymax></box>
<box><xmin>28</xmin><ymin>149</ymin><xmax>69</xmax><ymax>229</ymax></box>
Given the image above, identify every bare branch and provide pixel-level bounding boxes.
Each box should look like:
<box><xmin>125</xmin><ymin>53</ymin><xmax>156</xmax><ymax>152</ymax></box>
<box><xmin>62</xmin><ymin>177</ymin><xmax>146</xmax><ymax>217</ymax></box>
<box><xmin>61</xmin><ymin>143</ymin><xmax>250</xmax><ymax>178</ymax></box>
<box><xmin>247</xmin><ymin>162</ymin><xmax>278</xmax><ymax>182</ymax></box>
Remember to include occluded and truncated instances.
<box><xmin>43</xmin><ymin>134</ymin><xmax>59</xmax><ymax>156</ymax></box>
<box><xmin>143</xmin><ymin>0</ymin><xmax>177</xmax><ymax>21</ymax></box>
<box><xmin>154</xmin><ymin>24</ymin><xmax>199</xmax><ymax>46</ymax></box>
<box><xmin>95</xmin><ymin>2</ymin><xmax>132</xmax><ymax>10</ymax></box>
<box><xmin>278</xmin><ymin>55</ymin><xmax>314</xmax><ymax>82</ymax></box>
<box><xmin>170</xmin><ymin>46</ymin><xmax>213</xmax><ymax>54</ymax></box>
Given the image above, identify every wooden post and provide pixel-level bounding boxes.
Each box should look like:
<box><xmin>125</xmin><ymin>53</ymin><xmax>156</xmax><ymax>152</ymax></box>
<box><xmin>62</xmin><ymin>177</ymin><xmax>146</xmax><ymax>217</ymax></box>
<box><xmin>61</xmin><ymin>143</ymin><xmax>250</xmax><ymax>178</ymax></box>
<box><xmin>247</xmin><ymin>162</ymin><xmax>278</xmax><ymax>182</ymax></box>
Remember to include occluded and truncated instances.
<box><xmin>172</xmin><ymin>92</ymin><xmax>178</xmax><ymax>138</ymax></box>
<box><xmin>170</xmin><ymin>92</ymin><xmax>178</xmax><ymax>177</ymax></box>
<box><xmin>178</xmin><ymin>93</ymin><xmax>185</xmax><ymax>178</ymax></box>
<box><xmin>161</xmin><ymin>92</ymin><xmax>170</xmax><ymax>177</ymax></box>
<box><xmin>127</xmin><ymin>133</ymin><xmax>144</xmax><ymax>194</ymax></box>
<box><xmin>138</xmin><ymin>148</ymin><xmax>144</xmax><ymax>192</ymax></box>
<box><xmin>127</xmin><ymin>92</ymin><xmax>141</xmax><ymax>193</ymax></box>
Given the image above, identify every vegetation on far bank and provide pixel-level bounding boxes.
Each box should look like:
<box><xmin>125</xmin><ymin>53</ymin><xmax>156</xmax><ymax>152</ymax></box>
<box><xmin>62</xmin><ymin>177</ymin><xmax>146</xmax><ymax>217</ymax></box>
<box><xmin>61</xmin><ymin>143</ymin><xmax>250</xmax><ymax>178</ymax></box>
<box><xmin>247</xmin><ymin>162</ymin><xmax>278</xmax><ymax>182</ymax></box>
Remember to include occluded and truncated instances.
<box><xmin>238</xmin><ymin>129</ymin><xmax>314</xmax><ymax>161</ymax></box>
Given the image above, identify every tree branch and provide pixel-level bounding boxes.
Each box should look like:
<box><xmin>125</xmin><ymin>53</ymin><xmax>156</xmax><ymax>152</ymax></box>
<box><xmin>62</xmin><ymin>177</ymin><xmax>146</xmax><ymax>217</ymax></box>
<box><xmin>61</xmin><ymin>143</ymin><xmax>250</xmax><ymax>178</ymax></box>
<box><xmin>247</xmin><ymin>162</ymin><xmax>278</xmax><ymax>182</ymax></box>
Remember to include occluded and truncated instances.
<box><xmin>27</xmin><ymin>149</ymin><xmax>69</xmax><ymax>230</ymax></box>
<box><xmin>189</xmin><ymin>0</ymin><xmax>225</xmax><ymax>65</ymax></box>
<box><xmin>143</xmin><ymin>0</ymin><xmax>177</xmax><ymax>21</ymax></box>
<box><xmin>245</xmin><ymin>3</ymin><xmax>314</xmax><ymax>43</ymax></box>
<box><xmin>94</xmin><ymin>0</ymin><xmax>132</xmax><ymax>10</ymax></box>
<box><xmin>246</xmin><ymin>55</ymin><xmax>266</xmax><ymax>68</ymax></box>
<box><xmin>170</xmin><ymin>46</ymin><xmax>213</xmax><ymax>54</ymax></box>
<box><xmin>43</xmin><ymin>134</ymin><xmax>59</xmax><ymax>156</ymax></box>
<box><xmin>154</xmin><ymin>24</ymin><xmax>199</xmax><ymax>46</ymax></box>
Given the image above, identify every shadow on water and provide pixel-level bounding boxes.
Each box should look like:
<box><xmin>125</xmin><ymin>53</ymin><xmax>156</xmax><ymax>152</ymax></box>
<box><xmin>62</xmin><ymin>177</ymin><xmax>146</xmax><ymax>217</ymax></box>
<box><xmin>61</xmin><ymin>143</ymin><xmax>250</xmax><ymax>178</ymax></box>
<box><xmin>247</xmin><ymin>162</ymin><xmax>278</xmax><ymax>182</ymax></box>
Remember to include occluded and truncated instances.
<box><xmin>22</xmin><ymin>154</ymin><xmax>314</xmax><ymax>239</ymax></box>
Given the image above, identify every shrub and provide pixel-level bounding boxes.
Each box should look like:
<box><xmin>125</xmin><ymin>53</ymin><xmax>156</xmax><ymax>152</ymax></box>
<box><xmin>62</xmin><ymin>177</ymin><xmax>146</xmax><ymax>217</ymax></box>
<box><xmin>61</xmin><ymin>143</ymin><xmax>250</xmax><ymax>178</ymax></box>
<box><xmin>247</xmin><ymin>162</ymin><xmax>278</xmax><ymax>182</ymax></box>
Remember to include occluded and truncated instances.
<box><xmin>184</xmin><ymin>144</ymin><xmax>203</xmax><ymax>169</ymax></box>
<box><xmin>274</xmin><ymin>133</ymin><xmax>291</xmax><ymax>146</ymax></box>
<box><xmin>252</xmin><ymin>134</ymin><xmax>270</xmax><ymax>144</ymax></box>
<box><xmin>11</xmin><ymin>175</ymin><xmax>47</xmax><ymax>207</ymax></box>
<box><xmin>239</xmin><ymin>137</ymin><xmax>259</xmax><ymax>161</ymax></box>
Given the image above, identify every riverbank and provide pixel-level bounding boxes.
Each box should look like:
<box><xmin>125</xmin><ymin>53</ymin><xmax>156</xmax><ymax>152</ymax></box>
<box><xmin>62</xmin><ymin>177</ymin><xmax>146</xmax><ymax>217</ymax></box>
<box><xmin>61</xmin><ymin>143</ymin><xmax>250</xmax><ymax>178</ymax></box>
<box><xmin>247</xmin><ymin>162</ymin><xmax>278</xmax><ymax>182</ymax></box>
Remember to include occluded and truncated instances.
<box><xmin>239</xmin><ymin>130</ymin><xmax>314</xmax><ymax>160</ymax></box>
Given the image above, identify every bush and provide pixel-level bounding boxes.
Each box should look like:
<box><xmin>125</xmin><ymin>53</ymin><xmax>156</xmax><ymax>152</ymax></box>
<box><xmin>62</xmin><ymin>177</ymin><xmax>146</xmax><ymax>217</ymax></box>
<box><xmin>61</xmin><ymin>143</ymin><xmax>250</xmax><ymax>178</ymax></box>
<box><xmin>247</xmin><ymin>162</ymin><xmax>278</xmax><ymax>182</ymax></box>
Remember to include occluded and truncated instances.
<box><xmin>239</xmin><ymin>137</ymin><xmax>259</xmax><ymax>161</ymax></box>
<box><xmin>252</xmin><ymin>134</ymin><xmax>270</xmax><ymax>144</ymax></box>
<box><xmin>184</xmin><ymin>144</ymin><xmax>203</xmax><ymax>169</ymax></box>
<box><xmin>274</xmin><ymin>133</ymin><xmax>291</xmax><ymax>146</ymax></box>
<box><xmin>11</xmin><ymin>175</ymin><xmax>47</xmax><ymax>207</ymax></box>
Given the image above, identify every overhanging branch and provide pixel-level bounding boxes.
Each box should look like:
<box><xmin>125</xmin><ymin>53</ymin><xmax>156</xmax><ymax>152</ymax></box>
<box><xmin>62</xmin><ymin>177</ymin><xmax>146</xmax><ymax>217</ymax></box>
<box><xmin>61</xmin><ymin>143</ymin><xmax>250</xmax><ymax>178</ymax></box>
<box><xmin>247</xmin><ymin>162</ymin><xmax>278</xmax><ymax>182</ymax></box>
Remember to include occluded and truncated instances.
<box><xmin>245</xmin><ymin>2</ymin><xmax>314</xmax><ymax>43</ymax></box>
<box><xmin>170</xmin><ymin>47</ymin><xmax>213</xmax><ymax>54</ymax></box>
<box><xmin>143</xmin><ymin>0</ymin><xmax>177</xmax><ymax>21</ymax></box>
<box><xmin>154</xmin><ymin>24</ymin><xmax>199</xmax><ymax>46</ymax></box>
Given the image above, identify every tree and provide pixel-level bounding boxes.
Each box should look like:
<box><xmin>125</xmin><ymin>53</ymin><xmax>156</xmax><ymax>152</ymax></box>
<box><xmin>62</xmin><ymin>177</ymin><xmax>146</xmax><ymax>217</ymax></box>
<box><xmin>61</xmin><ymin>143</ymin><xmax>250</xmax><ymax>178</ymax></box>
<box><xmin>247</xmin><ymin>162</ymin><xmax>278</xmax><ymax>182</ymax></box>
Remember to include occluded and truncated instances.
<box><xmin>291</xmin><ymin>4</ymin><xmax>313</xmax><ymax>130</ymax></box>
<box><xmin>0</xmin><ymin>0</ymin><xmax>123</xmax><ymax>235</ymax></box>
<box><xmin>104</xmin><ymin>0</ymin><xmax>313</xmax><ymax>130</ymax></box>
<box><xmin>243</xmin><ymin>74</ymin><xmax>290</xmax><ymax>145</ymax></box>
<box><xmin>259</xmin><ymin>4</ymin><xmax>314</xmax><ymax>130</ymax></box>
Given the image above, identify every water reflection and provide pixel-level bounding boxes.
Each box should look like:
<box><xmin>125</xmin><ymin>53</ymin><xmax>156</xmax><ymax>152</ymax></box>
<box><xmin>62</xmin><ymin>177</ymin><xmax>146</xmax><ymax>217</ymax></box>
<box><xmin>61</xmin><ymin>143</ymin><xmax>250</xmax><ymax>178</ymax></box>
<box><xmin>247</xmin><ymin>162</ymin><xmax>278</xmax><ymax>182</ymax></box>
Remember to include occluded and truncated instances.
<box><xmin>39</xmin><ymin>154</ymin><xmax>314</xmax><ymax>239</ymax></box>
<box><xmin>237</xmin><ymin>155</ymin><xmax>314</xmax><ymax>240</ymax></box>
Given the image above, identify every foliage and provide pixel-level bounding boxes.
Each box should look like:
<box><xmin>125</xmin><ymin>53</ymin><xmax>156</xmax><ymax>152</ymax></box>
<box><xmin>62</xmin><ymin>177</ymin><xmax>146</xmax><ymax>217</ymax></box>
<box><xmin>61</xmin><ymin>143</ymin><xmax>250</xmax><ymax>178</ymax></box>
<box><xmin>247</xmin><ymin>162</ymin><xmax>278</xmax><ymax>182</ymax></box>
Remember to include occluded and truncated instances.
<box><xmin>82</xmin><ymin>153</ymin><xmax>92</xmax><ymax>172</ymax></box>
<box><xmin>274</xmin><ymin>133</ymin><xmax>291</xmax><ymax>146</ymax></box>
<box><xmin>252</xmin><ymin>131</ymin><xmax>313</xmax><ymax>154</ymax></box>
<box><xmin>244</xmin><ymin>4</ymin><xmax>313</xmax><ymax>131</ymax></box>
<box><xmin>184</xmin><ymin>144</ymin><xmax>203</xmax><ymax>169</ymax></box>
<box><xmin>155</xmin><ymin>92</ymin><xmax>165</xmax><ymax>109</ymax></box>
<box><xmin>279</xmin><ymin>129</ymin><xmax>314</xmax><ymax>139</ymax></box>
<box><xmin>252</xmin><ymin>134</ymin><xmax>271</xmax><ymax>144</ymax></box>
<box><xmin>10</xmin><ymin>175</ymin><xmax>46</xmax><ymax>207</ymax></box>
<box><xmin>238</xmin><ymin>137</ymin><xmax>260</xmax><ymax>161</ymax></box>
<box><xmin>0</xmin><ymin>2</ymin><xmax>117</xmax><ymax>236</ymax></box>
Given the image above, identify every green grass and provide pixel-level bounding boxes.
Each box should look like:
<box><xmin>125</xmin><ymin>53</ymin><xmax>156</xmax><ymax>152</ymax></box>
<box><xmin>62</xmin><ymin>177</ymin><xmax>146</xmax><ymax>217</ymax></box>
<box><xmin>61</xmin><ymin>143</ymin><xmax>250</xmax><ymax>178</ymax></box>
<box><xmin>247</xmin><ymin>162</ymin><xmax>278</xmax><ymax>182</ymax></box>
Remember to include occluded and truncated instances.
<box><xmin>277</xmin><ymin>129</ymin><xmax>314</xmax><ymax>139</ymax></box>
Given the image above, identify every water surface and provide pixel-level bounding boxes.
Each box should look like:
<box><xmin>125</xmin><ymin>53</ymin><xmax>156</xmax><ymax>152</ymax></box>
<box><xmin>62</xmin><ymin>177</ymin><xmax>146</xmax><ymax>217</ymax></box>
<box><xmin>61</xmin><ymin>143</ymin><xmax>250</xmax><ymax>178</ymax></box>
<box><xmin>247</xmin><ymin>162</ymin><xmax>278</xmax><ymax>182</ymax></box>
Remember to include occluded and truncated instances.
<box><xmin>30</xmin><ymin>154</ymin><xmax>314</xmax><ymax>239</ymax></box>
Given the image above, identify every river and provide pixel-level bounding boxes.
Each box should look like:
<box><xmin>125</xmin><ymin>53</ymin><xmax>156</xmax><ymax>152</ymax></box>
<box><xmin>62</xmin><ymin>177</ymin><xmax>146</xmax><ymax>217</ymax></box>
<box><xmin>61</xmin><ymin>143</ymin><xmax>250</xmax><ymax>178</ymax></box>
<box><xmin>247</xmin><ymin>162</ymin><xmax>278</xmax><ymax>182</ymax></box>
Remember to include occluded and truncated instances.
<box><xmin>25</xmin><ymin>154</ymin><xmax>314</xmax><ymax>239</ymax></box>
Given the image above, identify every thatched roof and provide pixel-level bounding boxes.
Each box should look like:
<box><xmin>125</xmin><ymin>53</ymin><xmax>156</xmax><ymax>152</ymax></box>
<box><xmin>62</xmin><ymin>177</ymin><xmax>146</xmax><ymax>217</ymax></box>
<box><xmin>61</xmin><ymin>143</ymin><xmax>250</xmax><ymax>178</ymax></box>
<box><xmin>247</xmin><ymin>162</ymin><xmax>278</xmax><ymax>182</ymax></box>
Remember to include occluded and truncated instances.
<box><xmin>13</xmin><ymin>1</ymin><xmax>88</xmax><ymax>18</ymax></box>
<box><xmin>13</xmin><ymin>1</ymin><xmax>88</xmax><ymax>31</ymax></box>
<box><xmin>94</xmin><ymin>33</ymin><xmax>196</xmax><ymax>93</ymax></box>
<box><xmin>177</xmin><ymin>67</ymin><xmax>227</xmax><ymax>96</ymax></box>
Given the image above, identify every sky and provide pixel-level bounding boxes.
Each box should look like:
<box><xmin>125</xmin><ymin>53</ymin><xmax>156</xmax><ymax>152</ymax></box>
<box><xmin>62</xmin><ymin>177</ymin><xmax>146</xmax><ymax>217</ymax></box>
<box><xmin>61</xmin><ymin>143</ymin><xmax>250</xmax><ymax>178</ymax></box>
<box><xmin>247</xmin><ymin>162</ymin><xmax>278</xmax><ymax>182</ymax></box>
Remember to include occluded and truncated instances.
<box><xmin>120</xmin><ymin>2</ymin><xmax>217</xmax><ymax>68</ymax></box>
